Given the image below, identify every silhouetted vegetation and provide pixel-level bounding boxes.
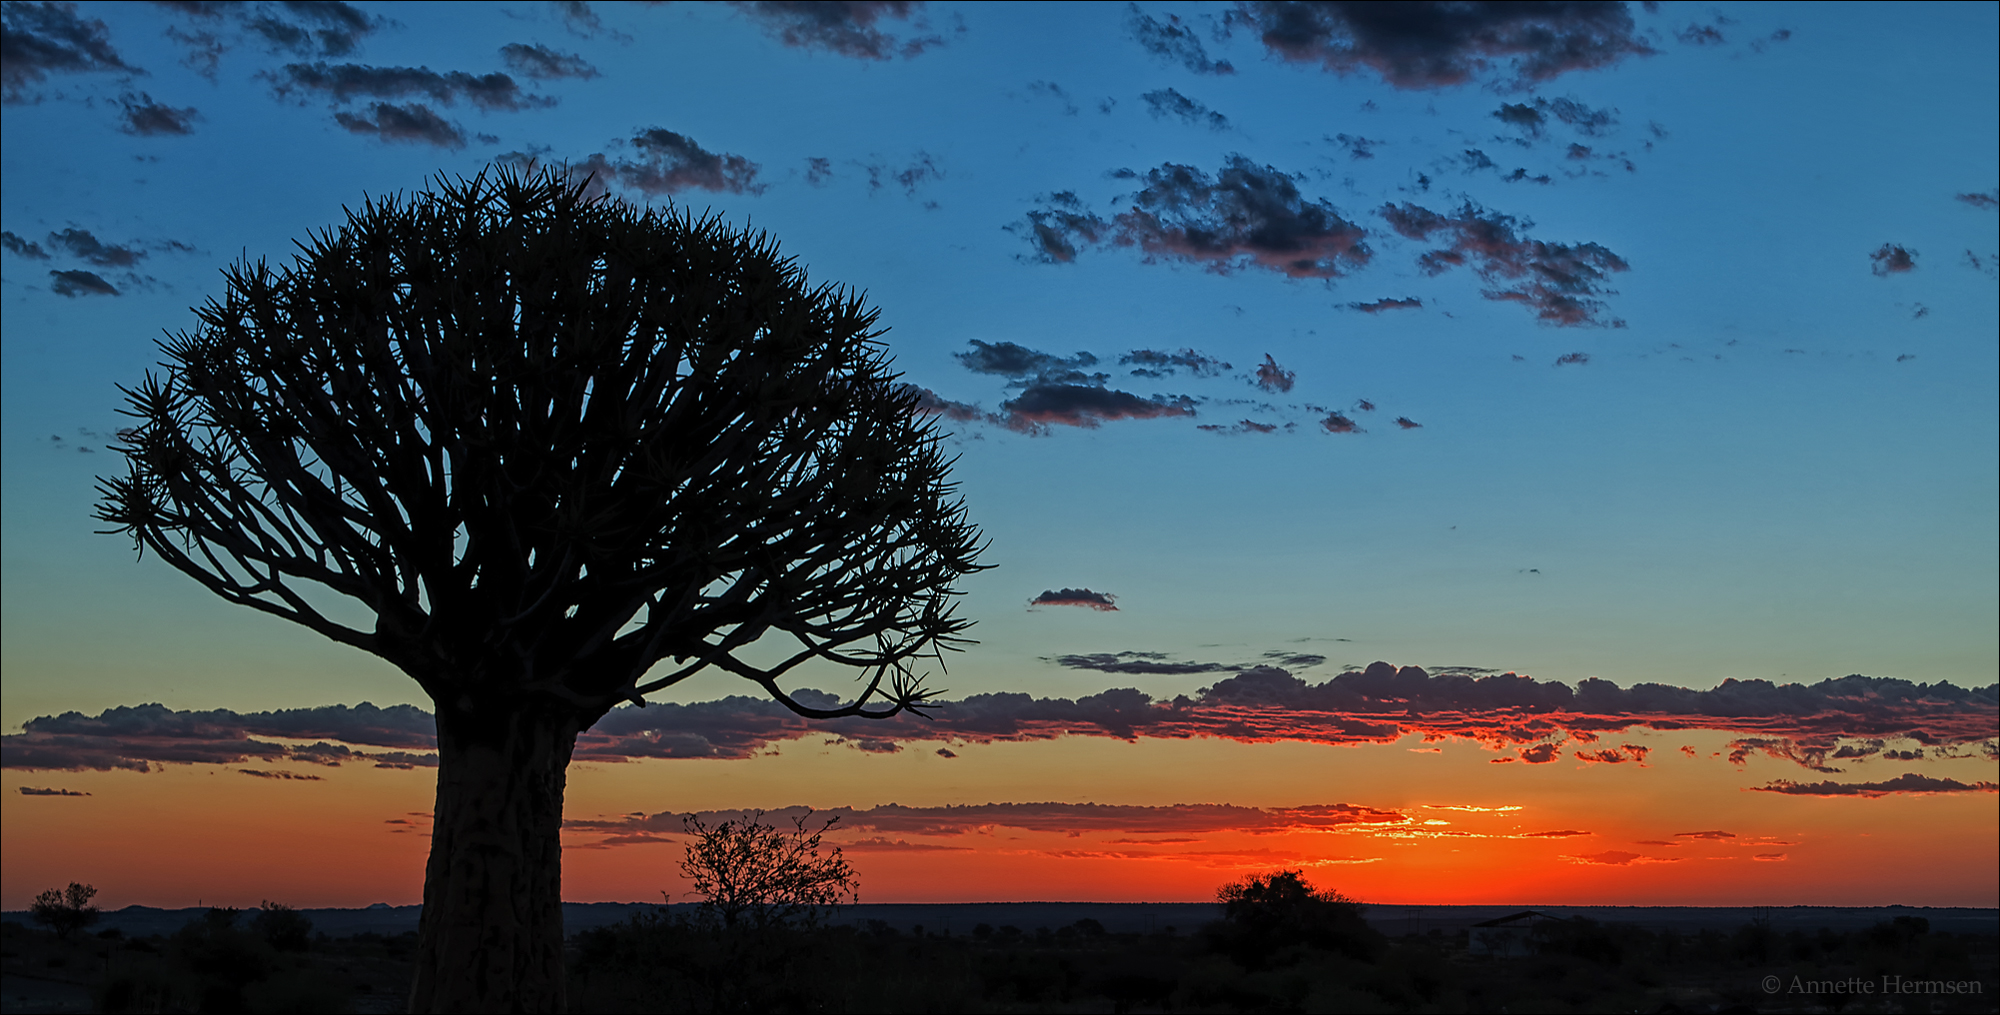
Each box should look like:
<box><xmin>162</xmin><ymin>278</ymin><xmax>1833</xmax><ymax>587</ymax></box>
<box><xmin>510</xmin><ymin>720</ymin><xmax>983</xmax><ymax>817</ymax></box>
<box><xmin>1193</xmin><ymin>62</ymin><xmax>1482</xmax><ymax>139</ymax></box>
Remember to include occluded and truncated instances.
<box><xmin>28</xmin><ymin>882</ymin><xmax>99</xmax><ymax>941</ymax></box>
<box><xmin>3</xmin><ymin>894</ymin><xmax>1993</xmax><ymax>1012</ymax></box>
<box><xmin>678</xmin><ymin>810</ymin><xmax>858</xmax><ymax>930</ymax></box>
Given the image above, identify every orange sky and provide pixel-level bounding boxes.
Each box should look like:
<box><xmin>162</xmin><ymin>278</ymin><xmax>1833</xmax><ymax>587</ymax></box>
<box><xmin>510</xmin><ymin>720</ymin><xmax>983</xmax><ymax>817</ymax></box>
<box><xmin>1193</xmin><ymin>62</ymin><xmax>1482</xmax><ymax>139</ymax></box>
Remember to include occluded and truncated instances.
<box><xmin>6</xmin><ymin>726</ymin><xmax>1993</xmax><ymax>911</ymax></box>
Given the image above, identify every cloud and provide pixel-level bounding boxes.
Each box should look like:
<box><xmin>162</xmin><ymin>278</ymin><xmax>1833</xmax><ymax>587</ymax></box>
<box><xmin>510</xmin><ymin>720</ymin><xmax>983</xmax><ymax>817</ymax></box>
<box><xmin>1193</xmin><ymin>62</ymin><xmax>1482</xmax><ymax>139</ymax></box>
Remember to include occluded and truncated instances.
<box><xmin>116</xmin><ymin>91</ymin><xmax>199</xmax><ymax>135</ymax></box>
<box><xmin>1141</xmin><ymin>87</ymin><xmax>1229</xmax><ymax>130</ymax></box>
<box><xmin>954</xmin><ymin>340</ymin><xmax>1098</xmax><ymax>379</ymax></box>
<box><xmin>1349</xmin><ymin>296</ymin><xmax>1421</xmax><ymax>313</ymax></box>
<box><xmin>1051</xmin><ymin>652</ymin><xmax>1235</xmax><ymax>676</ymax></box>
<box><xmin>726</xmin><ymin>0</ymin><xmax>944</xmax><ymax>60</ymax></box>
<box><xmin>1</xmin><ymin>230</ymin><xmax>50</xmax><ymax>258</ymax></box>
<box><xmin>48</xmin><ymin>269</ymin><xmax>118</xmax><ymax>296</ymax></box>
<box><xmin>2</xmin><ymin>701</ymin><xmax>438</xmax><ymax>771</ymax></box>
<box><xmin>1554</xmin><ymin>352</ymin><xmax>1590</xmax><ymax>366</ymax></box>
<box><xmin>18</xmin><ymin>786</ymin><xmax>89</xmax><ymax>796</ymax></box>
<box><xmin>1750</xmin><ymin>773</ymin><xmax>2000</xmax><ymax>797</ymax></box>
<box><xmin>1101</xmin><ymin>155</ymin><xmax>1372</xmax><ymax>279</ymax></box>
<box><xmin>1120</xmin><ymin>348</ymin><xmax>1231</xmax><ymax>378</ymax></box>
<box><xmin>897</xmin><ymin>384</ymin><xmax>983</xmax><ymax>423</ymax></box>
<box><xmin>1029</xmin><ymin>588</ymin><xmax>1118</xmax><ymax>611</ymax></box>
<box><xmin>803</xmin><ymin>156</ymin><xmax>832</xmax><ymax>185</ymax></box>
<box><xmin>1022</xmin><ymin>79</ymin><xmax>1077</xmax><ymax>115</ymax></box>
<box><xmin>269</xmin><ymin>62</ymin><xmax>552</xmax><ymax>112</ymax></box>
<box><xmin>1128</xmin><ymin>4</ymin><xmax>1233</xmax><ymax>74</ymax></box>
<box><xmin>933</xmin><ymin>748</ymin><xmax>956</xmax><ymax>758</ymax></box>
<box><xmin>997</xmin><ymin>383</ymin><xmax>1194</xmax><ymax>432</ymax></box>
<box><xmin>1675</xmin><ymin>21</ymin><xmax>1725</xmax><ymax>46</ymax></box>
<box><xmin>1393</xmin><ymin>416</ymin><xmax>1422</xmax><ymax>429</ymax></box>
<box><xmin>1227</xmin><ymin>0</ymin><xmax>1654</xmax><ymax>90</ymax></box>
<box><xmin>567</xmin><ymin>800</ymin><xmax>1408</xmax><ymax>845</ymax></box>
<box><xmin>19</xmin><ymin>670</ymin><xmax>1992</xmax><ymax>773</ymax></box>
<box><xmin>1869</xmin><ymin>243</ymin><xmax>1917</xmax><ymax>276</ymax></box>
<box><xmin>1674</xmin><ymin>830</ymin><xmax>1734</xmax><ymax>840</ymax></box>
<box><xmin>1329</xmin><ymin>133</ymin><xmax>1379</xmax><ymax>159</ymax></box>
<box><xmin>1252</xmin><ymin>353</ymin><xmax>1295</xmax><ymax>393</ymax></box>
<box><xmin>1381</xmin><ymin>200</ymin><xmax>1629</xmax><ymax>326</ymax></box>
<box><xmin>240</xmin><ymin>1</ymin><xmax>386</xmax><ymax>57</ymax></box>
<box><xmin>44</xmin><ymin>227</ymin><xmax>144</xmax><ymax>267</ymax></box>
<box><xmin>1008</xmin><ymin>192</ymin><xmax>1111</xmax><ymax>265</ymax></box>
<box><xmin>498</xmin><ymin>42</ymin><xmax>599</xmax><ymax>79</ymax></box>
<box><xmin>1</xmin><ymin>0</ymin><xmax>138</xmax><ymax>103</ymax></box>
<box><xmin>1521</xmin><ymin>829</ymin><xmax>1588</xmax><ymax>838</ymax></box>
<box><xmin>334</xmin><ymin>102</ymin><xmax>466</xmax><ymax>149</ymax></box>
<box><xmin>1199</xmin><ymin>419</ymin><xmax>1282</xmax><ymax>435</ymax></box>
<box><xmin>861</xmin><ymin>151</ymin><xmax>943</xmax><ymax>197</ymax></box>
<box><xmin>239</xmin><ymin>768</ymin><xmax>323</xmax><ymax>781</ymax></box>
<box><xmin>1956</xmin><ymin>190</ymin><xmax>1998</xmax><ymax>211</ymax></box>
<box><xmin>581</xmin><ymin>128</ymin><xmax>765</xmax><ymax>195</ymax></box>
<box><xmin>1566</xmin><ymin>850</ymin><xmax>1677</xmax><ymax>865</ymax></box>
<box><xmin>1492</xmin><ymin>97</ymin><xmax>1618</xmax><ymax>138</ymax></box>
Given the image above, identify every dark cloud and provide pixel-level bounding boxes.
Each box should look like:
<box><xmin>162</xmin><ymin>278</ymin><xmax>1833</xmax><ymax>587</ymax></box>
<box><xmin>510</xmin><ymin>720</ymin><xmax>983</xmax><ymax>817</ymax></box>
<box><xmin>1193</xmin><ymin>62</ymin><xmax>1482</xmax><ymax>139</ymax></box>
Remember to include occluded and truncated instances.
<box><xmin>896</xmin><ymin>383</ymin><xmax>983</xmax><ymax>424</ymax></box>
<box><xmin>1128</xmin><ymin>4</ymin><xmax>1233</xmax><ymax>75</ymax></box>
<box><xmin>1521</xmin><ymin>829</ymin><xmax>1588</xmax><ymax>837</ymax></box>
<box><xmin>1554</xmin><ymin>352</ymin><xmax>1589</xmax><ymax>365</ymax></box>
<box><xmin>954</xmin><ymin>340</ymin><xmax>1099</xmax><ymax>380</ymax></box>
<box><xmin>241</xmin><ymin>1</ymin><xmax>386</xmax><ymax>57</ymax></box>
<box><xmin>1869</xmin><ymin>243</ymin><xmax>1916</xmax><ymax>276</ymax></box>
<box><xmin>1674</xmin><ymin>830</ymin><xmax>1734</xmax><ymax>839</ymax></box>
<box><xmin>1320</xmin><ymin>411</ymin><xmax>1361</xmax><ymax>433</ymax></box>
<box><xmin>1023</xmin><ymin>79</ymin><xmax>1077</xmax><ymax>115</ymax></box>
<box><xmin>862</xmin><ymin>151</ymin><xmax>942</xmax><ymax>197</ymax></box>
<box><xmin>269</xmin><ymin>62</ymin><xmax>553</xmax><ymax>112</ymax></box>
<box><xmin>568</xmin><ymin>800</ymin><xmax>1405</xmax><ymax>845</ymax></box>
<box><xmin>48</xmin><ymin>269</ymin><xmax>118</xmax><ymax>296</ymax></box>
<box><xmin>1</xmin><ymin>230</ymin><xmax>51</xmax><ymax>258</ymax></box>
<box><xmin>726</xmin><ymin>1</ymin><xmax>944</xmax><ymax>61</ymax></box>
<box><xmin>162</xmin><ymin>23</ymin><xmax>224</xmax><ymax>79</ymax></box>
<box><xmin>1329</xmin><ymin>132</ymin><xmax>1379</xmax><ymax>159</ymax></box>
<box><xmin>1</xmin><ymin>0</ymin><xmax>138</xmax><ymax>104</ymax></box>
<box><xmin>1566</xmin><ymin>850</ymin><xmax>1677</xmax><ymax>865</ymax></box>
<box><xmin>1051</xmin><ymin>652</ymin><xmax>1236</xmax><ymax>676</ymax></box>
<box><xmin>45</xmin><ymin>227</ymin><xmax>144</xmax><ymax>267</ymax></box>
<box><xmin>548</xmin><ymin>1</ymin><xmax>616</xmax><ymax>39</ymax></box>
<box><xmin>1349</xmin><ymin>296</ymin><xmax>1421</xmax><ymax>313</ymax></box>
<box><xmin>23</xmin><ymin>671</ymin><xmax>1990</xmax><ymax>773</ymax></box>
<box><xmin>1393</xmin><ymin>416</ymin><xmax>1422</xmax><ymax>429</ymax></box>
<box><xmin>1107</xmin><ymin>155</ymin><xmax>1372</xmax><ymax>279</ymax></box>
<box><xmin>1381</xmin><ymin>200</ymin><xmax>1629</xmax><ymax>326</ymax></box>
<box><xmin>1227</xmin><ymin>0</ymin><xmax>1654</xmax><ymax>90</ymax></box>
<box><xmin>1967</xmin><ymin>250</ymin><xmax>1998</xmax><ymax>280</ymax></box>
<box><xmin>996</xmin><ymin>383</ymin><xmax>1194</xmax><ymax>433</ymax></box>
<box><xmin>1120</xmin><ymin>348</ymin><xmax>1231</xmax><ymax>378</ymax></box>
<box><xmin>580</xmin><ymin>128</ymin><xmax>764</xmax><ymax>195</ymax></box>
<box><xmin>1198</xmin><ymin>419</ymin><xmax>1282</xmax><ymax>435</ymax></box>
<box><xmin>1141</xmin><ymin>87</ymin><xmax>1229</xmax><ymax>130</ymax></box>
<box><xmin>1956</xmin><ymin>190</ymin><xmax>1998</xmax><ymax>211</ymax></box>
<box><xmin>1674</xmin><ymin>22</ymin><xmax>1725</xmax><ymax>46</ymax></box>
<box><xmin>1007</xmin><ymin>192</ymin><xmax>1111</xmax><ymax>265</ymax></box>
<box><xmin>1575</xmin><ymin>744</ymin><xmax>1649</xmax><ymax>765</ymax></box>
<box><xmin>239</xmin><ymin>768</ymin><xmax>323</xmax><ymax>780</ymax></box>
<box><xmin>2</xmin><ymin>701</ymin><xmax>437</xmax><ymax>771</ymax></box>
<box><xmin>1492</xmin><ymin>101</ymin><xmax>1544</xmax><ymax>134</ymax></box>
<box><xmin>1253</xmin><ymin>353</ymin><xmax>1295</xmax><ymax>393</ymax></box>
<box><xmin>1751</xmin><ymin>773</ymin><xmax>1999</xmax><ymax>797</ymax></box>
<box><xmin>333</xmin><ymin>101</ymin><xmax>466</xmax><ymax>149</ymax></box>
<box><xmin>1029</xmin><ymin>588</ymin><xmax>1118</xmax><ymax>611</ymax></box>
<box><xmin>498</xmin><ymin>42</ymin><xmax>598</xmax><ymax>79</ymax></box>
<box><xmin>803</xmin><ymin>156</ymin><xmax>832</xmax><ymax>185</ymax></box>
<box><xmin>1492</xmin><ymin>96</ymin><xmax>1617</xmax><ymax>135</ymax></box>
<box><xmin>933</xmin><ymin>748</ymin><xmax>956</xmax><ymax>759</ymax></box>
<box><xmin>18</xmin><ymin>786</ymin><xmax>89</xmax><ymax>796</ymax></box>
<box><xmin>116</xmin><ymin>91</ymin><xmax>198</xmax><ymax>135</ymax></box>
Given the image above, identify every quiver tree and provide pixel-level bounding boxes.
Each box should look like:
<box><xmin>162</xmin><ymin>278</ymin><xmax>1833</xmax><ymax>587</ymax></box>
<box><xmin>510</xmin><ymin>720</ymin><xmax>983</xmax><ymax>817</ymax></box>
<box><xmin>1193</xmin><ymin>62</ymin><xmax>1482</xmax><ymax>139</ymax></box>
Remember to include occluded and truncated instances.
<box><xmin>95</xmin><ymin>167</ymin><xmax>985</xmax><ymax>1013</ymax></box>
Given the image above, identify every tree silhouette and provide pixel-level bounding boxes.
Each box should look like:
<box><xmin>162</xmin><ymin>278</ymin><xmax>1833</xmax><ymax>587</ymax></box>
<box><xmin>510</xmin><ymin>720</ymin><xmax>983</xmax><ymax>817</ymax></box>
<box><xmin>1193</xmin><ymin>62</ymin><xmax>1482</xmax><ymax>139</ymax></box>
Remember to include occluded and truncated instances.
<box><xmin>679</xmin><ymin>809</ymin><xmax>858</xmax><ymax>929</ymax></box>
<box><xmin>96</xmin><ymin>167</ymin><xmax>985</xmax><ymax>1012</ymax></box>
<box><xmin>30</xmin><ymin>882</ymin><xmax>100</xmax><ymax>940</ymax></box>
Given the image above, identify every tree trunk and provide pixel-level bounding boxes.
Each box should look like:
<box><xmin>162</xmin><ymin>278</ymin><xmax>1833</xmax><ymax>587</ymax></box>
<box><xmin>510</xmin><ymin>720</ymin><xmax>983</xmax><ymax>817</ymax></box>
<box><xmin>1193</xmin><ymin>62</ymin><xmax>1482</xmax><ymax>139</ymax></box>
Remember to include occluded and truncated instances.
<box><xmin>408</xmin><ymin>699</ymin><xmax>584</xmax><ymax>1013</ymax></box>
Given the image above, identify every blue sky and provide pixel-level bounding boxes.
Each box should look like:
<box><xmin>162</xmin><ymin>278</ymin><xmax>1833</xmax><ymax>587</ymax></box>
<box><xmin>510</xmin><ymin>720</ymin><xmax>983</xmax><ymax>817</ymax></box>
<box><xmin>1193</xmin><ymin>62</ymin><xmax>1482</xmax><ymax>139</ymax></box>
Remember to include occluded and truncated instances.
<box><xmin>3</xmin><ymin>0</ymin><xmax>1995</xmax><ymax>720</ymax></box>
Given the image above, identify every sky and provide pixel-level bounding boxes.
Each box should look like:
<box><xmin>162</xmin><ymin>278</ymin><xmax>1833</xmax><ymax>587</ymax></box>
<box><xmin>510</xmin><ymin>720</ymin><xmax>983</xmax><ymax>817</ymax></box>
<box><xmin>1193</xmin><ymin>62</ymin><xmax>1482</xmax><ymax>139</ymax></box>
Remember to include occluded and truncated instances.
<box><xmin>1</xmin><ymin>0</ymin><xmax>1996</xmax><ymax>911</ymax></box>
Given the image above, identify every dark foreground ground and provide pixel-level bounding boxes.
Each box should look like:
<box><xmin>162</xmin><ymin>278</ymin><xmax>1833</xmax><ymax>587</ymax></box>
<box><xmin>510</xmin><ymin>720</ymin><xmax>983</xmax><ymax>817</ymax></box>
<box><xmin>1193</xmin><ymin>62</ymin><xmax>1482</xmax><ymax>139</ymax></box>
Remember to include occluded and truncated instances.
<box><xmin>3</xmin><ymin>905</ymin><xmax>1995</xmax><ymax>1013</ymax></box>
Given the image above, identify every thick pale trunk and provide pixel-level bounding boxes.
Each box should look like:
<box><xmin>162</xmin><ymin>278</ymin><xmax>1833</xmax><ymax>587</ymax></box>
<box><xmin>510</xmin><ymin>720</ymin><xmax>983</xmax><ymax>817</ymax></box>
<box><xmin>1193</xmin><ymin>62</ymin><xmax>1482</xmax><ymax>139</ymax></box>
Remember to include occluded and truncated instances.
<box><xmin>408</xmin><ymin>701</ymin><xmax>582</xmax><ymax>1013</ymax></box>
